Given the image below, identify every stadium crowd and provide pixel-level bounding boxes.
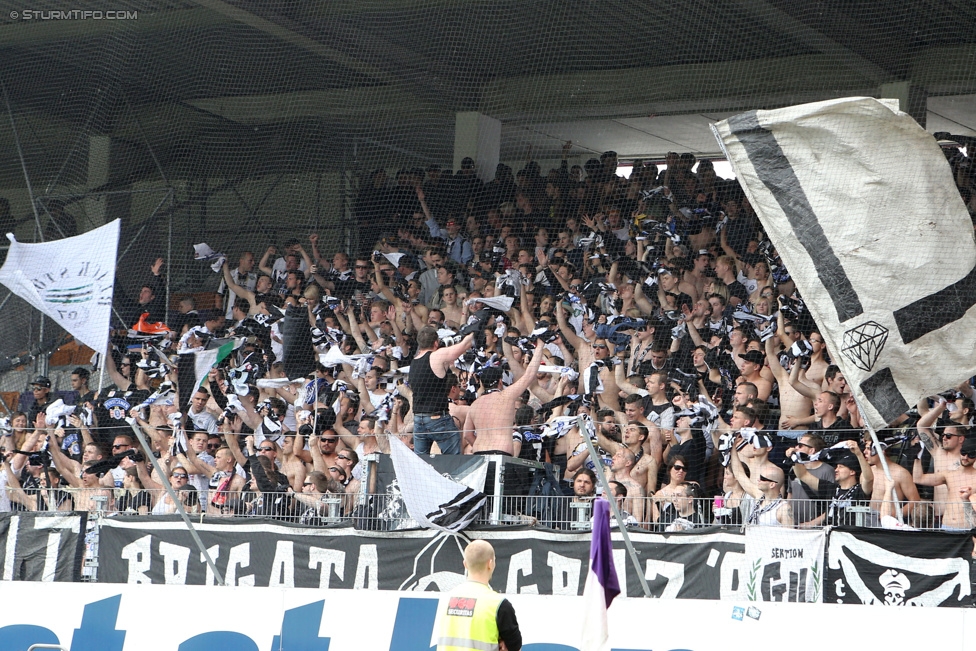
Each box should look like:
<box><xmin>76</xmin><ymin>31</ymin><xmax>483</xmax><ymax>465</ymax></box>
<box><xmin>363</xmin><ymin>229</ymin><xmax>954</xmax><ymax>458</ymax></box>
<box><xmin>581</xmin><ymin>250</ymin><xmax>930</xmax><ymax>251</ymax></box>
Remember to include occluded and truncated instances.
<box><xmin>3</xmin><ymin>138</ymin><xmax>976</xmax><ymax>532</ymax></box>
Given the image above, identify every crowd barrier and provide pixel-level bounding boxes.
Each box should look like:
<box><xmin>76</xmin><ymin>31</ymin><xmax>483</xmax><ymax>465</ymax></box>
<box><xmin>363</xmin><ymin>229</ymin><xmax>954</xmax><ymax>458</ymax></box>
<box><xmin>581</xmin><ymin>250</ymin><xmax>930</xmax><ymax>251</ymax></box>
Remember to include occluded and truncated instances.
<box><xmin>3</xmin><ymin>511</ymin><xmax>973</xmax><ymax>606</ymax></box>
<box><xmin>0</xmin><ymin>582</ymin><xmax>974</xmax><ymax>651</ymax></box>
<box><xmin>8</xmin><ymin>486</ymin><xmax>972</xmax><ymax>530</ymax></box>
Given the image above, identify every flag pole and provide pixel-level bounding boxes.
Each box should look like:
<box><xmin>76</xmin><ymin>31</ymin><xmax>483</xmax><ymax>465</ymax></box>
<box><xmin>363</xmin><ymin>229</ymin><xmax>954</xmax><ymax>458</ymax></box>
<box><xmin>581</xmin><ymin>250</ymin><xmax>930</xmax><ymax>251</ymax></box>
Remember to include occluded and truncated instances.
<box><xmin>96</xmin><ymin>334</ymin><xmax>109</xmax><ymax>394</ymax></box>
<box><xmin>578</xmin><ymin>415</ymin><xmax>651</xmax><ymax>597</ymax></box>
<box><xmin>128</xmin><ymin>420</ymin><xmax>226</xmax><ymax>585</ymax></box>
<box><xmin>852</xmin><ymin>394</ymin><xmax>902</xmax><ymax>524</ymax></box>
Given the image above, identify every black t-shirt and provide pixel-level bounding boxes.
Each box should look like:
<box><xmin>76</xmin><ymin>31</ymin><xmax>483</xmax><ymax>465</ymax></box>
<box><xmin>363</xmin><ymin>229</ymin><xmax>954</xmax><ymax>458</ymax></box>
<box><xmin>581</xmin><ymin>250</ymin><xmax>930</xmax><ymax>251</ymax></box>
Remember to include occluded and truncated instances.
<box><xmin>725</xmin><ymin>280</ymin><xmax>749</xmax><ymax>304</ymax></box>
<box><xmin>814</xmin><ymin>418</ymin><xmax>854</xmax><ymax>445</ymax></box>
<box><xmin>819</xmin><ymin>481</ymin><xmax>869</xmax><ymax>526</ymax></box>
<box><xmin>724</xmin><ymin>216</ymin><xmax>757</xmax><ymax>257</ymax></box>
<box><xmin>27</xmin><ymin>398</ymin><xmax>52</xmax><ymax>430</ymax></box>
<box><xmin>116</xmin><ymin>490</ymin><xmax>153</xmax><ymax>514</ymax></box>
<box><xmin>668</xmin><ymin>430</ymin><xmax>707</xmax><ymax>488</ymax></box>
<box><xmin>94</xmin><ymin>384</ymin><xmax>151</xmax><ymax>447</ymax></box>
<box><xmin>496</xmin><ymin>599</ymin><xmax>522</xmax><ymax>651</ymax></box>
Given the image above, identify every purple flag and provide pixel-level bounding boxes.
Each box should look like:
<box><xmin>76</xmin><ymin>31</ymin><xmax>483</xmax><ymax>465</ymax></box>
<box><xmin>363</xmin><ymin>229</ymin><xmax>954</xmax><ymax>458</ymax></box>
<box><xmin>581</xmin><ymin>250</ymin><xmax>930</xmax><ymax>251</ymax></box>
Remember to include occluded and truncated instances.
<box><xmin>581</xmin><ymin>498</ymin><xmax>620</xmax><ymax>651</ymax></box>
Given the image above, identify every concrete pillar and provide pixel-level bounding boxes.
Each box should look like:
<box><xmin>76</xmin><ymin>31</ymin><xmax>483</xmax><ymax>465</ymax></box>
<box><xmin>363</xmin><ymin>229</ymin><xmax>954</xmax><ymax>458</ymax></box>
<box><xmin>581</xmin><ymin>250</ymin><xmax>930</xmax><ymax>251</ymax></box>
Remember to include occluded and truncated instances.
<box><xmin>880</xmin><ymin>81</ymin><xmax>927</xmax><ymax>129</ymax></box>
<box><xmin>85</xmin><ymin>134</ymin><xmax>111</xmax><ymax>227</ymax></box>
<box><xmin>453</xmin><ymin>111</ymin><xmax>501</xmax><ymax>182</ymax></box>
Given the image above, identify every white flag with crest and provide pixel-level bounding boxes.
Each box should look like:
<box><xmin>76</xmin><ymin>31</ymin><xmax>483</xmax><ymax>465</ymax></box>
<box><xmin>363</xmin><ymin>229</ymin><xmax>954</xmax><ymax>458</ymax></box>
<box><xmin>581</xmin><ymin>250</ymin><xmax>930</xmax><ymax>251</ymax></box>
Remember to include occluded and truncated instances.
<box><xmin>0</xmin><ymin>219</ymin><xmax>120</xmax><ymax>351</ymax></box>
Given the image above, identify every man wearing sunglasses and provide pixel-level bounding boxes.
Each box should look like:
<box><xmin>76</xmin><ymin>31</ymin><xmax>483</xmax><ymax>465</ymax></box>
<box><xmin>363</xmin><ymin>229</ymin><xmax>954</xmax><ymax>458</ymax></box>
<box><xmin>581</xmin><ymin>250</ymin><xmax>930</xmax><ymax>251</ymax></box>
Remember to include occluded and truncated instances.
<box><xmin>914</xmin><ymin>397</ymin><xmax>966</xmax><ymax>518</ymax></box>
<box><xmin>730</xmin><ymin>443</ymin><xmax>792</xmax><ymax>526</ymax></box>
<box><xmin>913</xmin><ymin>436</ymin><xmax>976</xmax><ymax>531</ymax></box>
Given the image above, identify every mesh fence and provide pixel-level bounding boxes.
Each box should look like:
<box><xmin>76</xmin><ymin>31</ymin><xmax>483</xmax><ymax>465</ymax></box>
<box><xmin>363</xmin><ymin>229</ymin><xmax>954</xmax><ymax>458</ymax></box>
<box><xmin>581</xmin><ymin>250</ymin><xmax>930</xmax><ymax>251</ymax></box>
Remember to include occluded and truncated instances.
<box><xmin>0</xmin><ymin>1</ymin><xmax>974</xmax><ymax>372</ymax></box>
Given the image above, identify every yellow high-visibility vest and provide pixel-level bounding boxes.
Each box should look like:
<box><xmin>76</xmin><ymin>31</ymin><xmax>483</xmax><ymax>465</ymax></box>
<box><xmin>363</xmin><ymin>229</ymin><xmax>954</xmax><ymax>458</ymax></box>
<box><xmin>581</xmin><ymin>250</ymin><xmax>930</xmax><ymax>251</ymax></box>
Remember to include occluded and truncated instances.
<box><xmin>437</xmin><ymin>580</ymin><xmax>504</xmax><ymax>651</ymax></box>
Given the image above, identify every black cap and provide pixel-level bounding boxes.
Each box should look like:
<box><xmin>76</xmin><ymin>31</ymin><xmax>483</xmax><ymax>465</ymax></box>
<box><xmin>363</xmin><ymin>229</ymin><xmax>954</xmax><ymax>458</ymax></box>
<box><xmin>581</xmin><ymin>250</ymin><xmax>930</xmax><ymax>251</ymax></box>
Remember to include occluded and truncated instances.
<box><xmin>30</xmin><ymin>375</ymin><xmax>51</xmax><ymax>388</ymax></box>
<box><xmin>480</xmin><ymin>367</ymin><xmax>504</xmax><ymax>389</ymax></box>
<box><xmin>833</xmin><ymin>453</ymin><xmax>860</xmax><ymax>471</ymax></box>
<box><xmin>961</xmin><ymin>437</ymin><xmax>976</xmax><ymax>456</ymax></box>
<box><xmin>739</xmin><ymin>350</ymin><xmax>766</xmax><ymax>366</ymax></box>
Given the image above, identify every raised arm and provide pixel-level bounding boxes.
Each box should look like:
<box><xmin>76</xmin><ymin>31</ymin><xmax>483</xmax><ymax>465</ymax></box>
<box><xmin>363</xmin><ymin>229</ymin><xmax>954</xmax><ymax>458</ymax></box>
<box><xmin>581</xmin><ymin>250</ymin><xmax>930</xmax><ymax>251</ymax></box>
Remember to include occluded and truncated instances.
<box><xmin>103</xmin><ymin>350</ymin><xmax>130</xmax><ymax>390</ymax></box>
<box><xmin>46</xmin><ymin>430</ymin><xmax>81</xmax><ymax>480</ymax></box>
<box><xmin>787</xmin><ymin>356</ymin><xmax>820</xmax><ymax>401</ymax></box>
<box><xmin>614</xmin><ymin>363</ymin><xmax>644</xmax><ymax>396</ymax></box>
<box><xmin>258</xmin><ymin>245</ymin><xmax>276</xmax><ymax>276</ymax></box>
<box><xmin>181</xmin><ymin>445</ymin><xmax>217</xmax><ymax>479</ymax></box>
<box><xmin>221</xmin><ymin>261</ymin><xmax>257</xmax><ymax>310</ymax></box>
<box><xmin>915</xmin><ymin>397</ymin><xmax>945</xmax><ymax>451</ymax></box>
<box><xmin>791</xmin><ymin>456</ymin><xmax>821</xmax><ymax>493</ymax></box>
<box><xmin>344</xmin><ymin>304</ymin><xmax>371</xmax><ymax>353</ymax></box>
<box><xmin>503</xmin><ymin>340</ymin><xmax>544</xmax><ymax>398</ymax></box>
<box><xmin>554</xmin><ymin>301</ymin><xmax>582</xmax><ymax>350</ymax></box>
<box><xmin>632</xmin><ymin>282</ymin><xmax>655</xmax><ymax>316</ymax></box>
<box><xmin>729</xmin><ymin>445</ymin><xmax>762</xmax><ymax>498</ymax></box>
<box><xmin>763</xmin><ymin>337</ymin><xmax>791</xmax><ymax>385</ymax></box>
<box><xmin>429</xmin><ymin>333</ymin><xmax>476</xmax><ymax>374</ymax></box>
<box><xmin>844</xmin><ymin>439</ymin><xmax>873</xmax><ymax>495</ymax></box>
<box><xmin>334</xmin><ymin>418</ymin><xmax>359</xmax><ymax>450</ymax></box>
<box><xmin>308</xmin><ymin>233</ymin><xmax>323</xmax><ymax>266</ymax></box>
<box><xmin>912</xmin><ymin>456</ymin><xmax>946</xmax><ymax>487</ymax></box>
<box><xmin>217</xmin><ymin>420</ymin><xmax>244</xmax><ymax>470</ymax></box>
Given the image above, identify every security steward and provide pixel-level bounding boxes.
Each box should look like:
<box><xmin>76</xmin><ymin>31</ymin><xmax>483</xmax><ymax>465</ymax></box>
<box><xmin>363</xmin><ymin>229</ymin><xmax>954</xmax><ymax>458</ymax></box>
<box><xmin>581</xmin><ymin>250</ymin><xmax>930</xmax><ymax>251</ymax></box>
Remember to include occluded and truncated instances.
<box><xmin>437</xmin><ymin>540</ymin><xmax>522</xmax><ymax>651</ymax></box>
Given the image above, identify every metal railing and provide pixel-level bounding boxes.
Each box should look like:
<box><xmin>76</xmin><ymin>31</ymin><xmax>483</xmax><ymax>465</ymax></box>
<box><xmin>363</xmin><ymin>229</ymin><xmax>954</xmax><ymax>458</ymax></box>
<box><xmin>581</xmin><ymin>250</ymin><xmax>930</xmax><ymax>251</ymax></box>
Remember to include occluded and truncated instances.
<box><xmin>8</xmin><ymin>487</ymin><xmax>971</xmax><ymax>532</ymax></box>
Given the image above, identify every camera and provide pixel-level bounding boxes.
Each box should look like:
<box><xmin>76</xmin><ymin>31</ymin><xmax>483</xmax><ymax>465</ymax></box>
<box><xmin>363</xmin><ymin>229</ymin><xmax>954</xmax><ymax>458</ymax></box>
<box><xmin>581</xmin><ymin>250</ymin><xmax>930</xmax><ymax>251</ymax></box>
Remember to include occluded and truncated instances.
<box><xmin>28</xmin><ymin>450</ymin><xmax>51</xmax><ymax>467</ymax></box>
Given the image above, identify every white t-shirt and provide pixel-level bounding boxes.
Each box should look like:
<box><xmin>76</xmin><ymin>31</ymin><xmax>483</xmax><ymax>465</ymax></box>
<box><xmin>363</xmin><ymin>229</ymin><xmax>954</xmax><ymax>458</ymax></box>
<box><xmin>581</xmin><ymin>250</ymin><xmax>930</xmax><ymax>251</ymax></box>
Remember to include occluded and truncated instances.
<box><xmin>218</xmin><ymin>267</ymin><xmax>258</xmax><ymax>319</ymax></box>
<box><xmin>0</xmin><ymin>472</ymin><xmax>11</xmax><ymax>512</ymax></box>
<box><xmin>188</xmin><ymin>453</ymin><xmax>215</xmax><ymax>503</ymax></box>
<box><xmin>271</xmin><ymin>257</ymin><xmax>309</xmax><ymax>279</ymax></box>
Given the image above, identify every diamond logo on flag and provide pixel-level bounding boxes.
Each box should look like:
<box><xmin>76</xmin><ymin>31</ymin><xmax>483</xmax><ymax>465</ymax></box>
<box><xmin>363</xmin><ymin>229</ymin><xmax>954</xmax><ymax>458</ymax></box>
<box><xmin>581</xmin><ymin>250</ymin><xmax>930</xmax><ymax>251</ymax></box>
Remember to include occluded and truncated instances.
<box><xmin>841</xmin><ymin>321</ymin><xmax>889</xmax><ymax>371</ymax></box>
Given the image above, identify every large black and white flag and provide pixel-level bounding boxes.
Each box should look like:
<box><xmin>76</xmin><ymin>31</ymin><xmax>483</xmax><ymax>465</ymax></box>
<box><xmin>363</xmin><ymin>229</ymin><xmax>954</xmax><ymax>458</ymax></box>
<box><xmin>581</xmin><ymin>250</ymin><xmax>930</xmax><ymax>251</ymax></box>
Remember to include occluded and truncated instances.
<box><xmin>825</xmin><ymin>528</ymin><xmax>973</xmax><ymax>607</ymax></box>
<box><xmin>713</xmin><ymin>97</ymin><xmax>976</xmax><ymax>430</ymax></box>
<box><xmin>0</xmin><ymin>512</ymin><xmax>88</xmax><ymax>582</ymax></box>
<box><xmin>388</xmin><ymin>435</ymin><xmax>487</xmax><ymax>533</ymax></box>
<box><xmin>0</xmin><ymin>219</ymin><xmax>119</xmax><ymax>351</ymax></box>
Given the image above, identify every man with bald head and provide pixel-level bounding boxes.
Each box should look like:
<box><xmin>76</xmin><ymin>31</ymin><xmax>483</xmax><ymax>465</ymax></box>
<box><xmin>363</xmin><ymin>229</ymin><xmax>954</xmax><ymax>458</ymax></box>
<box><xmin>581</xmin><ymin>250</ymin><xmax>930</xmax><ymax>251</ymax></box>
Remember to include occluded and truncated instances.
<box><xmin>437</xmin><ymin>540</ymin><xmax>522</xmax><ymax>651</ymax></box>
<box><xmin>729</xmin><ymin>443</ymin><xmax>792</xmax><ymax>526</ymax></box>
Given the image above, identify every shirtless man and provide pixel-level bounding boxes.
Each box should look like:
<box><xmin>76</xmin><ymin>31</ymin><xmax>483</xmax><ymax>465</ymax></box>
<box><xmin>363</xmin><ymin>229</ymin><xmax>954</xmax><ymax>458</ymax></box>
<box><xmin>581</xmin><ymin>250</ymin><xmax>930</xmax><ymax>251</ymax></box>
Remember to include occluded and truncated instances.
<box><xmin>586</xmin><ymin>338</ymin><xmax>622</xmax><ymax>411</ymax></box>
<box><xmin>914</xmin><ymin>397</ymin><xmax>965</xmax><ymax>516</ymax></box>
<box><xmin>684</xmin><ymin>250</ymin><xmax>712</xmax><ymax>300</ymax></box>
<box><xmin>556</xmin><ymin>301</ymin><xmax>621</xmax><ymax>410</ymax></box>
<box><xmin>862</xmin><ymin>435</ymin><xmax>919</xmax><ymax>519</ymax></box>
<box><xmin>913</xmin><ymin>437</ymin><xmax>976</xmax><ymax>530</ymax></box>
<box><xmin>61</xmin><ymin>460</ymin><xmax>116</xmax><ymax>512</ymax></box>
<box><xmin>764</xmin><ymin>336</ymin><xmax>813</xmax><ymax>435</ymax></box>
<box><xmin>788</xmin><ymin>363</ymin><xmax>851</xmax><ymax>424</ymax></box>
<box><xmin>609</xmin><ymin>448</ymin><xmax>645</xmax><ymax>522</ymax></box>
<box><xmin>464</xmin><ymin>339</ymin><xmax>544</xmax><ymax>454</ymax></box>
<box><xmin>601</xmin><ymin>417</ymin><xmax>657</xmax><ymax>484</ymax></box>
<box><xmin>278</xmin><ymin>431</ymin><xmax>307</xmax><ymax>491</ymax></box>
<box><xmin>309</xmin><ymin>429</ymin><xmax>343</xmax><ymax>474</ymax></box>
<box><xmin>737</xmin><ymin>350</ymin><xmax>772</xmax><ymax>401</ymax></box>
<box><xmin>804</xmin><ymin>331</ymin><xmax>829</xmax><ymax>387</ymax></box>
<box><xmin>730</xmin><ymin>444</ymin><xmax>792</xmax><ymax>526</ymax></box>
